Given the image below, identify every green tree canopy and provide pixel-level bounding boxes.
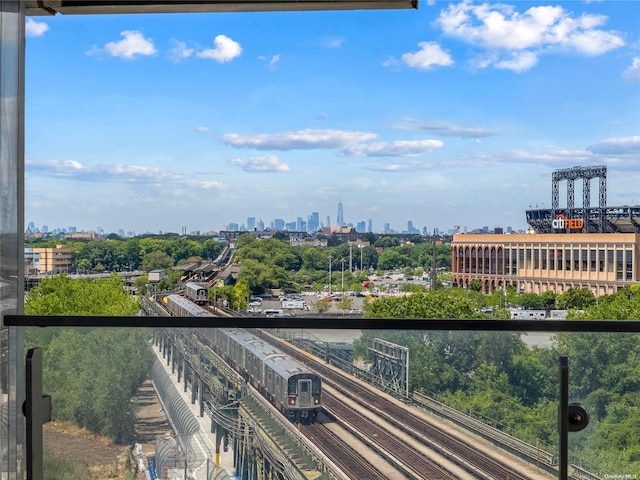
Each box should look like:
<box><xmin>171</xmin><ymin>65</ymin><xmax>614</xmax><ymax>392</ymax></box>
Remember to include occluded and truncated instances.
<box><xmin>141</xmin><ymin>250</ymin><xmax>173</xmax><ymax>271</ymax></box>
<box><xmin>24</xmin><ymin>274</ymin><xmax>151</xmax><ymax>443</ymax></box>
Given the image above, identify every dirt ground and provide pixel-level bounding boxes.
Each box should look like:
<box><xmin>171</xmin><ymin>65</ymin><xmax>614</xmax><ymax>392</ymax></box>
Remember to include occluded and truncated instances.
<box><xmin>43</xmin><ymin>378</ymin><xmax>172</xmax><ymax>479</ymax></box>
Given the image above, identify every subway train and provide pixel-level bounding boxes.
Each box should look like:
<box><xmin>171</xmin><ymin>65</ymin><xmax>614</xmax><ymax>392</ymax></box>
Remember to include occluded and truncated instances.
<box><xmin>184</xmin><ymin>282</ymin><xmax>209</xmax><ymax>305</ymax></box>
<box><xmin>165</xmin><ymin>294</ymin><xmax>322</xmax><ymax>423</ymax></box>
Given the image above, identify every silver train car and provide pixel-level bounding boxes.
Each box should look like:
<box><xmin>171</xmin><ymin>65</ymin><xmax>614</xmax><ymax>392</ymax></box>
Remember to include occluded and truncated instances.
<box><xmin>184</xmin><ymin>282</ymin><xmax>209</xmax><ymax>305</ymax></box>
<box><xmin>165</xmin><ymin>293</ymin><xmax>212</xmax><ymax>317</ymax></box>
<box><xmin>165</xmin><ymin>294</ymin><xmax>322</xmax><ymax>423</ymax></box>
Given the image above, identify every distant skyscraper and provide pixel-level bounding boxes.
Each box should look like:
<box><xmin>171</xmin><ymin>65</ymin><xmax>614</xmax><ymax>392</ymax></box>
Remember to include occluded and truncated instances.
<box><xmin>383</xmin><ymin>222</ymin><xmax>390</xmax><ymax>232</ymax></box>
<box><xmin>356</xmin><ymin>221</ymin><xmax>366</xmax><ymax>233</ymax></box>
<box><xmin>326</xmin><ymin>216</ymin><xmax>330</xmax><ymax>228</ymax></box>
<box><xmin>337</xmin><ymin>197</ymin><xmax>344</xmax><ymax>226</ymax></box>
<box><xmin>308</xmin><ymin>212</ymin><xmax>319</xmax><ymax>232</ymax></box>
<box><xmin>228</xmin><ymin>223</ymin><xmax>239</xmax><ymax>231</ymax></box>
<box><xmin>257</xmin><ymin>219</ymin><xmax>264</xmax><ymax>231</ymax></box>
<box><xmin>247</xmin><ymin>217</ymin><xmax>256</xmax><ymax>231</ymax></box>
<box><xmin>274</xmin><ymin>218</ymin><xmax>285</xmax><ymax>230</ymax></box>
<box><xmin>68</xmin><ymin>226</ymin><xmax>76</xmax><ymax>233</ymax></box>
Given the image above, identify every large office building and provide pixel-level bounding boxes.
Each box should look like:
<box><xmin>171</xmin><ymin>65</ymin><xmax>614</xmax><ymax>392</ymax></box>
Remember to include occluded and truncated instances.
<box><xmin>452</xmin><ymin>232</ymin><xmax>639</xmax><ymax>296</ymax></box>
<box><xmin>31</xmin><ymin>245</ymin><xmax>74</xmax><ymax>274</ymax></box>
<box><xmin>452</xmin><ymin>166</ymin><xmax>640</xmax><ymax>296</ymax></box>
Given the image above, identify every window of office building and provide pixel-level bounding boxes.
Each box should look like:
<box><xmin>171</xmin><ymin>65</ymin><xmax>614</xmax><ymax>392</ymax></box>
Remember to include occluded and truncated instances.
<box><xmin>617</xmin><ymin>250</ymin><xmax>624</xmax><ymax>281</ymax></box>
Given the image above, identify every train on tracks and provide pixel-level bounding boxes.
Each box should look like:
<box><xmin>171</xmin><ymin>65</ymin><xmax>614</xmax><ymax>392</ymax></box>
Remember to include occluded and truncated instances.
<box><xmin>165</xmin><ymin>293</ymin><xmax>322</xmax><ymax>423</ymax></box>
<box><xmin>184</xmin><ymin>282</ymin><xmax>209</xmax><ymax>305</ymax></box>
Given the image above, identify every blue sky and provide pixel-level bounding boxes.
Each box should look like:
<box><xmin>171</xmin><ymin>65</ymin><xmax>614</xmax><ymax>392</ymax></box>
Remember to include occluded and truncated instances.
<box><xmin>24</xmin><ymin>1</ymin><xmax>640</xmax><ymax>235</ymax></box>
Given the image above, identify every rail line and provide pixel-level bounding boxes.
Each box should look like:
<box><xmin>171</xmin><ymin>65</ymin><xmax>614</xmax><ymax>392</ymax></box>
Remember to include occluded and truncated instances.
<box><xmin>322</xmin><ymin>395</ymin><xmax>457</xmax><ymax>479</ymax></box>
<box><xmin>301</xmin><ymin>421</ymin><xmax>387</xmax><ymax>480</ymax></box>
<box><xmin>255</xmin><ymin>329</ymin><xmax>535</xmax><ymax>480</ymax></box>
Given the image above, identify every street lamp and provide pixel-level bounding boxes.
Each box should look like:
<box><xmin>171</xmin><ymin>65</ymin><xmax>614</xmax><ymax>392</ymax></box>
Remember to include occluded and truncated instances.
<box><xmin>341</xmin><ymin>259</ymin><xmax>345</xmax><ymax>292</ymax></box>
<box><xmin>359</xmin><ymin>245</ymin><xmax>364</xmax><ymax>272</ymax></box>
<box><xmin>328</xmin><ymin>255</ymin><xmax>333</xmax><ymax>295</ymax></box>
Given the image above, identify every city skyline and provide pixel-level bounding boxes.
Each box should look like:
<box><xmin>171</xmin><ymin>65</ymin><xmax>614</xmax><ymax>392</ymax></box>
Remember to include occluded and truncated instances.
<box><xmin>26</xmin><ymin>197</ymin><xmax>517</xmax><ymax>236</ymax></box>
<box><xmin>24</xmin><ymin>1</ymin><xmax>639</xmax><ymax>234</ymax></box>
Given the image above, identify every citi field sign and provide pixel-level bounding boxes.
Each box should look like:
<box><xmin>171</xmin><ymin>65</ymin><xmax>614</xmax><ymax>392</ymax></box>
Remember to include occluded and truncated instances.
<box><xmin>552</xmin><ymin>214</ymin><xmax>584</xmax><ymax>230</ymax></box>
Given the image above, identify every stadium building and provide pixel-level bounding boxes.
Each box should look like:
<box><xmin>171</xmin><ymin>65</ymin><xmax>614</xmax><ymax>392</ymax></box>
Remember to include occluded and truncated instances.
<box><xmin>452</xmin><ymin>166</ymin><xmax>640</xmax><ymax>296</ymax></box>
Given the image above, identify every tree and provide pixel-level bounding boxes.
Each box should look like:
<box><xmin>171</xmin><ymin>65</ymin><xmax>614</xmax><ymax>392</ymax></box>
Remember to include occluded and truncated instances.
<box><xmin>24</xmin><ymin>274</ymin><xmax>151</xmax><ymax>442</ymax></box>
<box><xmin>374</xmin><ymin>236</ymin><xmax>400</xmax><ymax>248</ymax></box>
<box><xmin>77</xmin><ymin>258</ymin><xmax>91</xmax><ymax>273</ymax></box>
<box><xmin>556</xmin><ymin>287</ymin><xmax>596</xmax><ymax>310</ymax></box>
<box><xmin>312</xmin><ymin>298</ymin><xmax>331</xmax><ymax>313</ymax></box>
<box><xmin>377</xmin><ymin>250</ymin><xmax>410</xmax><ymax>271</ymax></box>
<box><xmin>516</xmin><ymin>292</ymin><xmax>546</xmax><ymax>310</ymax></box>
<box><xmin>141</xmin><ymin>250</ymin><xmax>173</xmax><ymax>271</ymax></box>
<box><xmin>202</xmin><ymin>239</ymin><xmax>225</xmax><ymax>261</ymax></box>
<box><xmin>232</xmin><ymin>281</ymin><xmax>250</xmax><ymax>311</ymax></box>
<box><xmin>335</xmin><ymin>296</ymin><xmax>354</xmax><ymax>312</ymax></box>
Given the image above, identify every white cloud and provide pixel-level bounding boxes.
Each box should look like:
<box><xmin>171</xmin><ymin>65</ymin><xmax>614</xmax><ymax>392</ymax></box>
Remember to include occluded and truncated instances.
<box><xmin>323</xmin><ymin>36</ymin><xmax>345</xmax><ymax>49</ymax></box>
<box><xmin>230</xmin><ymin>155</ymin><xmax>290</xmax><ymax>173</ymax></box>
<box><xmin>388</xmin><ymin>118</ymin><xmax>496</xmax><ymax>138</ymax></box>
<box><xmin>196</xmin><ymin>126</ymin><xmax>210</xmax><ymax>133</ymax></box>
<box><xmin>259</xmin><ymin>54</ymin><xmax>281</xmax><ymax>69</ymax></box>
<box><xmin>394</xmin><ymin>41</ymin><xmax>454</xmax><ymax>70</ymax></box>
<box><xmin>197</xmin><ymin>35</ymin><xmax>242</xmax><ymax>63</ymax></box>
<box><xmin>367</xmin><ymin>161</ymin><xmax>436</xmax><ymax>172</ymax></box>
<box><xmin>25</xmin><ymin>18</ymin><xmax>49</xmax><ymax>37</ymax></box>
<box><xmin>169</xmin><ymin>40</ymin><xmax>194</xmax><ymax>61</ymax></box>
<box><xmin>26</xmin><ymin>158</ymin><xmax>225</xmax><ymax>190</ymax></box>
<box><xmin>435</xmin><ymin>1</ymin><xmax>624</xmax><ymax>72</ymax></box>
<box><xmin>623</xmin><ymin>57</ymin><xmax>640</xmax><ymax>83</ymax></box>
<box><xmin>343</xmin><ymin>139</ymin><xmax>444</xmax><ymax>157</ymax></box>
<box><xmin>494</xmin><ymin>51</ymin><xmax>539</xmax><ymax>72</ymax></box>
<box><xmin>88</xmin><ymin>30</ymin><xmax>157</xmax><ymax>59</ymax></box>
<box><xmin>587</xmin><ymin>136</ymin><xmax>640</xmax><ymax>155</ymax></box>
<box><xmin>220</xmin><ymin>129</ymin><xmax>378</xmax><ymax>150</ymax></box>
<box><xmin>269</xmin><ymin>54</ymin><xmax>281</xmax><ymax>68</ymax></box>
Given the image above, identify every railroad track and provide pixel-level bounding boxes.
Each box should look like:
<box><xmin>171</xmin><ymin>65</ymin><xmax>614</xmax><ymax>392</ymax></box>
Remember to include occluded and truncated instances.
<box><xmin>322</xmin><ymin>395</ymin><xmax>457</xmax><ymax>479</ymax></box>
<box><xmin>301</xmin><ymin>421</ymin><xmax>387</xmax><ymax>480</ymax></box>
<box><xmin>328</xmin><ymin>374</ymin><xmax>531</xmax><ymax>480</ymax></box>
<box><xmin>256</xmin><ymin>329</ymin><xmax>534</xmax><ymax>480</ymax></box>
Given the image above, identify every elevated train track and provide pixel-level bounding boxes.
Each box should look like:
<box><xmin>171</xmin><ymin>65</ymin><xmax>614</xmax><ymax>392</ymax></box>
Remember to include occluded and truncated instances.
<box><xmin>151</xmin><ymin>293</ymin><xmax>567</xmax><ymax>479</ymax></box>
<box><xmin>319</xmin><ymin>394</ymin><xmax>459</xmax><ymax>479</ymax></box>
<box><xmin>255</xmin><ymin>329</ymin><xmax>546</xmax><ymax>480</ymax></box>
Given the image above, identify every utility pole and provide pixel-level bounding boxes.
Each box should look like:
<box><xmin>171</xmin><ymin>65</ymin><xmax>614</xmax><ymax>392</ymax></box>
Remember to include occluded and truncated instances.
<box><xmin>341</xmin><ymin>259</ymin><xmax>345</xmax><ymax>291</ymax></box>
<box><xmin>328</xmin><ymin>255</ymin><xmax>333</xmax><ymax>295</ymax></box>
<box><xmin>431</xmin><ymin>230</ymin><xmax>438</xmax><ymax>291</ymax></box>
